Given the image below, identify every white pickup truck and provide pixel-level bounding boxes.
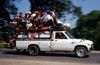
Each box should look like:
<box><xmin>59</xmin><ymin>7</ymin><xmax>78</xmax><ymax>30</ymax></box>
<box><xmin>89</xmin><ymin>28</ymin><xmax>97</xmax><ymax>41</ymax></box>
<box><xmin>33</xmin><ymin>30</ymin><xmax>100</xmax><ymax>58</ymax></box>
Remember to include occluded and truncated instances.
<box><xmin>16</xmin><ymin>31</ymin><xmax>94</xmax><ymax>57</ymax></box>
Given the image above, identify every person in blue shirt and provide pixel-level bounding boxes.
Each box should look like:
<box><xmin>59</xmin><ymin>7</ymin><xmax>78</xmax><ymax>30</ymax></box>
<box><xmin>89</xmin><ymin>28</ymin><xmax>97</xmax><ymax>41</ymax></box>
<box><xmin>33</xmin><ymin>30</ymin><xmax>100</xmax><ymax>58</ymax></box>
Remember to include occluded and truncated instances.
<box><xmin>8</xmin><ymin>22</ymin><xmax>15</xmax><ymax>36</ymax></box>
<box><xmin>8</xmin><ymin>22</ymin><xmax>15</xmax><ymax>48</ymax></box>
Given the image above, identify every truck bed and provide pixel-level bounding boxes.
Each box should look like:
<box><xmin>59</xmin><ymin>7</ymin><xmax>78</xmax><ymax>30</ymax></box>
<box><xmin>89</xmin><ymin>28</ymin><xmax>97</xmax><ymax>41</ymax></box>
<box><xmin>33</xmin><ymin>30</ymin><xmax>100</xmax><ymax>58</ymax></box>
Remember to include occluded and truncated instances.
<box><xmin>16</xmin><ymin>39</ymin><xmax>52</xmax><ymax>51</ymax></box>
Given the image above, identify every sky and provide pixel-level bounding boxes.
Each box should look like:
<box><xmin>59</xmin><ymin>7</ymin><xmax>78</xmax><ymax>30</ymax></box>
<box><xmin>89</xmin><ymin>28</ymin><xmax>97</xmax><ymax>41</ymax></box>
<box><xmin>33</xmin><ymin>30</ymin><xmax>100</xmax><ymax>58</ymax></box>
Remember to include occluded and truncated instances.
<box><xmin>13</xmin><ymin>0</ymin><xmax>100</xmax><ymax>28</ymax></box>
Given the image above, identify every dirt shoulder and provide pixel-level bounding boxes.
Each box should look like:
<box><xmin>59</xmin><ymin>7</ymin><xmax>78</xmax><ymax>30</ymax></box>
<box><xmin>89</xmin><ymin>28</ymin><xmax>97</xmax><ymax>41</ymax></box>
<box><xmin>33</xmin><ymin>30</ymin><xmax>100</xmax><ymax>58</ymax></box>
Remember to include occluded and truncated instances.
<box><xmin>0</xmin><ymin>59</ymin><xmax>99</xmax><ymax>65</ymax></box>
<box><xmin>91</xmin><ymin>51</ymin><xmax>100</xmax><ymax>53</ymax></box>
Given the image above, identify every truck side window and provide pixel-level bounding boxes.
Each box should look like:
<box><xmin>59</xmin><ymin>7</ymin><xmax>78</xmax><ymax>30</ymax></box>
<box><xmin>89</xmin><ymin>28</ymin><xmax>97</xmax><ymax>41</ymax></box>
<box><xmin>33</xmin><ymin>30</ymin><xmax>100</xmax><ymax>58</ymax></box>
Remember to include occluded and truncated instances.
<box><xmin>56</xmin><ymin>33</ymin><xmax>67</xmax><ymax>39</ymax></box>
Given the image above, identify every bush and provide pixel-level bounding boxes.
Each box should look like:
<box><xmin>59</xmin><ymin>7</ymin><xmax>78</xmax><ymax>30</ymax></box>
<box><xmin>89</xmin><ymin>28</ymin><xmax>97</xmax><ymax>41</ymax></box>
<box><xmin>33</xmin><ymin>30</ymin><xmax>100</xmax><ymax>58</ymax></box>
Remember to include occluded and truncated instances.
<box><xmin>0</xmin><ymin>43</ymin><xmax>10</xmax><ymax>48</ymax></box>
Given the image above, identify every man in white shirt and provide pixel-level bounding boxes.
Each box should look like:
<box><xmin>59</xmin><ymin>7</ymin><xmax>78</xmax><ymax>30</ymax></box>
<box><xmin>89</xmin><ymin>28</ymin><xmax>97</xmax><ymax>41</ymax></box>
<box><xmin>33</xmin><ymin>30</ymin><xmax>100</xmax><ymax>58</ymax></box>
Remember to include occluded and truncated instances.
<box><xmin>51</xmin><ymin>9</ymin><xmax>58</xmax><ymax>25</ymax></box>
<box><xmin>43</xmin><ymin>12</ymin><xmax>56</xmax><ymax>27</ymax></box>
<box><xmin>38</xmin><ymin>11</ymin><xmax>46</xmax><ymax>27</ymax></box>
<box><xmin>44</xmin><ymin>12</ymin><xmax>53</xmax><ymax>22</ymax></box>
<box><xmin>38</xmin><ymin>12</ymin><xmax>46</xmax><ymax>21</ymax></box>
<box><xmin>13</xmin><ymin>18</ymin><xmax>17</xmax><ymax>27</ymax></box>
<box><xmin>31</xmin><ymin>11</ymin><xmax>38</xmax><ymax>18</ymax></box>
<box><xmin>52</xmin><ymin>9</ymin><xmax>57</xmax><ymax>18</ymax></box>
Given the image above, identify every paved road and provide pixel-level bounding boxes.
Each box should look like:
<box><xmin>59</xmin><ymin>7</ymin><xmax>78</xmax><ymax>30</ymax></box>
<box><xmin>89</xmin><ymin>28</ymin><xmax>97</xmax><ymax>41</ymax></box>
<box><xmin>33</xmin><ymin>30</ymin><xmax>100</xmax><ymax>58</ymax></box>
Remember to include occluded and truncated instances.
<box><xmin>0</xmin><ymin>48</ymin><xmax>100</xmax><ymax>64</ymax></box>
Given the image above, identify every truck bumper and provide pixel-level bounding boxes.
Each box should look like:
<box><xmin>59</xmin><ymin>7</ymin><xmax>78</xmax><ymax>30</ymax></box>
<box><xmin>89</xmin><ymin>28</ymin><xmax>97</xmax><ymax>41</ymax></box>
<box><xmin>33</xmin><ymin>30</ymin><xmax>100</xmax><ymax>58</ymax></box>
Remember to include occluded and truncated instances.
<box><xmin>90</xmin><ymin>44</ymin><xmax>94</xmax><ymax>51</ymax></box>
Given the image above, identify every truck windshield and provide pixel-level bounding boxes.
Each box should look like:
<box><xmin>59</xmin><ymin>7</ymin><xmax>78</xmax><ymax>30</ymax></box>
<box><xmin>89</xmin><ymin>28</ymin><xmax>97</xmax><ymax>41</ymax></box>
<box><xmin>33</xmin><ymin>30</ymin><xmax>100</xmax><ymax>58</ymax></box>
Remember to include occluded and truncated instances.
<box><xmin>65</xmin><ymin>32</ymin><xmax>74</xmax><ymax>39</ymax></box>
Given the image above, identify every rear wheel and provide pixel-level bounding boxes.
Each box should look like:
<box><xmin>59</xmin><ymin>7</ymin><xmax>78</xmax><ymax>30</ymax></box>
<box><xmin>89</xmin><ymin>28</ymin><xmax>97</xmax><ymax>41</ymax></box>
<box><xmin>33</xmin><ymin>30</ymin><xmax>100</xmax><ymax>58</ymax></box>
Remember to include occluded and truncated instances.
<box><xmin>75</xmin><ymin>47</ymin><xmax>87</xmax><ymax>58</ymax></box>
<box><xmin>28</xmin><ymin>45</ymin><xmax>39</xmax><ymax>56</ymax></box>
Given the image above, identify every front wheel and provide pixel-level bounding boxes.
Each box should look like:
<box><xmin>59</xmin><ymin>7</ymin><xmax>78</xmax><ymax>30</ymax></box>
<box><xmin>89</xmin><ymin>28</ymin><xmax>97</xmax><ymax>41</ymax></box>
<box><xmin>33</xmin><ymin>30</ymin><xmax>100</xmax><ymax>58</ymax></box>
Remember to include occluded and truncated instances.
<box><xmin>75</xmin><ymin>47</ymin><xmax>87</xmax><ymax>58</ymax></box>
<box><xmin>28</xmin><ymin>45</ymin><xmax>39</xmax><ymax>56</ymax></box>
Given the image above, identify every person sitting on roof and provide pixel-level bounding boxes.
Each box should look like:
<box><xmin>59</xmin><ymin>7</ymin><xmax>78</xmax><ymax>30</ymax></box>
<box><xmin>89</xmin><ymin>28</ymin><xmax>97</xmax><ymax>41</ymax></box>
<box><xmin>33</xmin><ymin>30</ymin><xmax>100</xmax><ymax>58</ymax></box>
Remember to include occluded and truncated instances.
<box><xmin>31</xmin><ymin>11</ymin><xmax>38</xmax><ymax>18</ymax></box>
<box><xmin>43</xmin><ymin>12</ymin><xmax>56</xmax><ymax>27</ymax></box>
<box><xmin>26</xmin><ymin>12</ymin><xmax>33</xmax><ymax>30</ymax></box>
<box><xmin>27</xmin><ymin>12</ymin><xmax>32</xmax><ymax>22</ymax></box>
<box><xmin>30</xmin><ymin>11</ymin><xmax>39</xmax><ymax>27</ymax></box>
<box><xmin>38</xmin><ymin>11</ymin><xmax>46</xmax><ymax>27</ymax></box>
<box><xmin>51</xmin><ymin>9</ymin><xmax>57</xmax><ymax>18</ymax></box>
<box><xmin>24</xmin><ymin>12</ymin><xmax>28</xmax><ymax>21</ymax></box>
<box><xmin>17</xmin><ymin>12</ymin><xmax>24</xmax><ymax>27</ymax></box>
<box><xmin>39</xmin><ymin>10</ymin><xmax>46</xmax><ymax>16</ymax></box>
<box><xmin>13</xmin><ymin>18</ymin><xmax>17</xmax><ymax>27</ymax></box>
<box><xmin>32</xmin><ymin>11</ymin><xmax>39</xmax><ymax>27</ymax></box>
<box><xmin>51</xmin><ymin>9</ymin><xmax>58</xmax><ymax>25</ymax></box>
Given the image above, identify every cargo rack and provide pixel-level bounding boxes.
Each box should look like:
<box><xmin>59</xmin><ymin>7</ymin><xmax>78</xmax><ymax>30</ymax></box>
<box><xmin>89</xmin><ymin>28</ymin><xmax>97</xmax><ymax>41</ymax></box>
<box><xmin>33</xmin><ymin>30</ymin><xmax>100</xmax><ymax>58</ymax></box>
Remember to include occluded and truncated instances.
<box><xmin>15</xmin><ymin>26</ymin><xmax>52</xmax><ymax>39</ymax></box>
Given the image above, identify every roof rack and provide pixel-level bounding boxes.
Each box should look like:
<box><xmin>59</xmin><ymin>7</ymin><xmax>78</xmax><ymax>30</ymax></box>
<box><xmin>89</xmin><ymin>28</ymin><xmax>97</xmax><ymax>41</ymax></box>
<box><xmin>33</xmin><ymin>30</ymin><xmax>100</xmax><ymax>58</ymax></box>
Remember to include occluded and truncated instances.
<box><xmin>15</xmin><ymin>26</ymin><xmax>51</xmax><ymax>31</ymax></box>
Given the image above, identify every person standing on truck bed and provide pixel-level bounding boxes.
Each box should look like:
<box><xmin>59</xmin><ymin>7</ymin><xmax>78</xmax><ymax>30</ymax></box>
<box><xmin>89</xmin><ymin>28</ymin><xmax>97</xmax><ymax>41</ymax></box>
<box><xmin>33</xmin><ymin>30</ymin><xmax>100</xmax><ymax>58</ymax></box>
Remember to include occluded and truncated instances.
<box><xmin>17</xmin><ymin>12</ymin><xmax>24</xmax><ymax>27</ymax></box>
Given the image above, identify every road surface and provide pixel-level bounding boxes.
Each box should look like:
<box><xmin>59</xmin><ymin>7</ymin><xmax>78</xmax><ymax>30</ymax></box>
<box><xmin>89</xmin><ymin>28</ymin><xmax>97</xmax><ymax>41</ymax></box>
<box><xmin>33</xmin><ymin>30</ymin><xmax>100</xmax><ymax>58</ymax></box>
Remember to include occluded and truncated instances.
<box><xmin>0</xmin><ymin>48</ymin><xmax>100</xmax><ymax>65</ymax></box>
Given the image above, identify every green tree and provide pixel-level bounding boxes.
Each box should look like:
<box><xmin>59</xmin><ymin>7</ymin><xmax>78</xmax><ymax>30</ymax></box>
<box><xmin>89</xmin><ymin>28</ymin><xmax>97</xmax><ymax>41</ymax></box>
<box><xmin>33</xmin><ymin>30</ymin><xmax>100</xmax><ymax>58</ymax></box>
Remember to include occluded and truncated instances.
<box><xmin>74</xmin><ymin>10</ymin><xmax>100</xmax><ymax>50</ymax></box>
<box><xmin>0</xmin><ymin>0</ymin><xmax>21</xmax><ymax>31</ymax></box>
<box><xmin>0</xmin><ymin>0</ymin><xmax>19</xmax><ymax>23</ymax></box>
<box><xmin>29</xmin><ymin>0</ymin><xmax>82</xmax><ymax>18</ymax></box>
<box><xmin>0</xmin><ymin>0</ymin><xmax>21</xmax><ymax>42</ymax></box>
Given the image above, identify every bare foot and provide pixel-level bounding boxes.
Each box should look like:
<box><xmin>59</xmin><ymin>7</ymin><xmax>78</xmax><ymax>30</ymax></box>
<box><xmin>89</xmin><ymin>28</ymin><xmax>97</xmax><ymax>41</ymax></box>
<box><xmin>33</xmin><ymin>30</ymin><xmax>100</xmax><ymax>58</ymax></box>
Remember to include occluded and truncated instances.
<box><xmin>34</xmin><ymin>25</ymin><xmax>36</xmax><ymax>27</ymax></box>
<box><xmin>19</xmin><ymin>25</ymin><xmax>21</xmax><ymax>27</ymax></box>
<box><xmin>12</xmin><ymin>44</ymin><xmax>15</xmax><ymax>46</ymax></box>
<box><xmin>53</xmin><ymin>24</ymin><xmax>56</xmax><ymax>27</ymax></box>
<box><xmin>39</xmin><ymin>25</ymin><xmax>42</xmax><ymax>27</ymax></box>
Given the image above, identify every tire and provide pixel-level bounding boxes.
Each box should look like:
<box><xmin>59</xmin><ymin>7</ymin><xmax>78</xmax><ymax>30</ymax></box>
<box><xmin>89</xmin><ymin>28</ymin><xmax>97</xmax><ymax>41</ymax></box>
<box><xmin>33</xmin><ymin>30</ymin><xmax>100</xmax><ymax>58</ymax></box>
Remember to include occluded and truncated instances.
<box><xmin>75</xmin><ymin>47</ymin><xmax>87</xmax><ymax>58</ymax></box>
<box><xmin>28</xmin><ymin>45</ymin><xmax>39</xmax><ymax>56</ymax></box>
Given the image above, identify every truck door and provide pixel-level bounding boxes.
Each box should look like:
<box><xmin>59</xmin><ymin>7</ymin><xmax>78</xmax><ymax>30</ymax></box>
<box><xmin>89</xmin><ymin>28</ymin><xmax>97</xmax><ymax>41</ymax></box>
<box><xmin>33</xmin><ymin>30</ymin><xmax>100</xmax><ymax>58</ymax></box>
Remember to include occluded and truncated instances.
<box><xmin>53</xmin><ymin>32</ymin><xmax>71</xmax><ymax>51</ymax></box>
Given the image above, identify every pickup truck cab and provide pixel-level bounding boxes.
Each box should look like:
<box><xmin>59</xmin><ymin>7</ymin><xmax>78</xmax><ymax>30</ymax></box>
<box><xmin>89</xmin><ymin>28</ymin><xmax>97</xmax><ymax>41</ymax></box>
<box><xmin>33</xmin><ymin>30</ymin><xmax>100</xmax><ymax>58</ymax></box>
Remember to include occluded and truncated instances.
<box><xmin>16</xmin><ymin>31</ymin><xmax>93</xmax><ymax>58</ymax></box>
